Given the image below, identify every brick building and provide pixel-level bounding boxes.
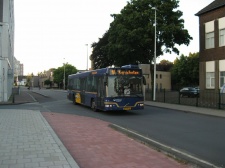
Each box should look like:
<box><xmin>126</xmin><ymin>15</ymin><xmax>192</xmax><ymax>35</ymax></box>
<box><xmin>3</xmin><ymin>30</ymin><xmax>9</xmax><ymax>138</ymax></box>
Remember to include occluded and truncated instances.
<box><xmin>196</xmin><ymin>0</ymin><xmax>225</xmax><ymax>91</ymax></box>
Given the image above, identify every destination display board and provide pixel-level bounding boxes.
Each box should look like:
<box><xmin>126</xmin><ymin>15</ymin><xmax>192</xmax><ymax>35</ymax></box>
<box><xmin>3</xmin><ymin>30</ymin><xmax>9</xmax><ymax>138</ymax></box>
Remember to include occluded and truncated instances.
<box><xmin>109</xmin><ymin>69</ymin><xmax>141</xmax><ymax>75</ymax></box>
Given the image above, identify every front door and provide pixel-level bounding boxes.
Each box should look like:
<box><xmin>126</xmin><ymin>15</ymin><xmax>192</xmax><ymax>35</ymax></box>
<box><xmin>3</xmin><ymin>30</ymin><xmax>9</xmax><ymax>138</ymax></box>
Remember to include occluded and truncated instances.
<box><xmin>97</xmin><ymin>77</ymin><xmax>105</xmax><ymax>109</ymax></box>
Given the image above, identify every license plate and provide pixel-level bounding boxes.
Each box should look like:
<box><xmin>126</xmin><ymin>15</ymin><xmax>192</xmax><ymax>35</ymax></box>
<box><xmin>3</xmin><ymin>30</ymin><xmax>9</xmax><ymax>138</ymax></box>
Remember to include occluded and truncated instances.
<box><xmin>123</xmin><ymin>107</ymin><xmax>131</xmax><ymax>110</ymax></box>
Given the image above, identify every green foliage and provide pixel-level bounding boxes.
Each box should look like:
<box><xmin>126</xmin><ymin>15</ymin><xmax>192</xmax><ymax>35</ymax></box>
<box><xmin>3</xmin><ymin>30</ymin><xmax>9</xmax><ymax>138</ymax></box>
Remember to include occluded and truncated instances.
<box><xmin>171</xmin><ymin>52</ymin><xmax>199</xmax><ymax>89</ymax></box>
<box><xmin>44</xmin><ymin>79</ymin><xmax>52</xmax><ymax>86</ymax></box>
<box><xmin>53</xmin><ymin>63</ymin><xmax>78</xmax><ymax>87</ymax></box>
<box><xmin>91</xmin><ymin>31</ymin><xmax>113</xmax><ymax>69</ymax></box>
<box><xmin>158</xmin><ymin>59</ymin><xmax>173</xmax><ymax>71</ymax></box>
<box><xmin>107</xmin><ymin>0</ymin><xmax>192</xmax><ymax>66</ymax></box>
<box><xmin>90</xmin><ymin>0</ymin><xmax>193</xmax><ymax>94</ymax></box>
<box><xmin>26</xmin><ymin>73</ymin><xmax>34</xmax><ymax>86</ymax></box>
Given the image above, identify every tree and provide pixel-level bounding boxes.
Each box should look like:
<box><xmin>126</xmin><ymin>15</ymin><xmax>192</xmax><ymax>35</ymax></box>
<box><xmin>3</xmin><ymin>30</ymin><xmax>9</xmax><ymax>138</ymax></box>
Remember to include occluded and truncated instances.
<box><xmin>44</xmin><ymin>79</ymin><xmax>52</xmax><ymax>88</ymax></box>
<box><xmin>91</xmin><ymin>0</ymin><xmax>192</xmax><ymax>96</ymax></box>
<box><xmin>90</xmin><ymin>31</ymin><xmax>113</xmax><ymax>69</ymax></box>
<box><xmin>108</xmin><ymin>0</ymin><xmax>192</xmax><ymax>66</ymax></box>
<box><xmin>157</xmin><ymin>59</ymin><xmax>173</xmax><ymax>71</ymax></box>
<box><xmin>26</xmin><ymin>73</ymin><xmax>34</xmax><ymax>87</ymax></box>
<box><xmin>53</xmin><ymin>63</ymin><xmax>78</xmax><ymax>89</ymax></box>
<box><xmin>171</xmin><ymin>52</ymin><xmax>199</xmax><ymax>89</ymax></box>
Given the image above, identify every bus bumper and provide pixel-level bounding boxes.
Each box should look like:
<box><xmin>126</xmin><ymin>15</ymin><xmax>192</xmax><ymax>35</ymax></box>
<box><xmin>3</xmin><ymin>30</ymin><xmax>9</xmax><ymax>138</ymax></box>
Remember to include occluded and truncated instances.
<box><xmin>103</xmin><ymin>102</ymin><xmax>144</xmax><ymax>111</ymax></box>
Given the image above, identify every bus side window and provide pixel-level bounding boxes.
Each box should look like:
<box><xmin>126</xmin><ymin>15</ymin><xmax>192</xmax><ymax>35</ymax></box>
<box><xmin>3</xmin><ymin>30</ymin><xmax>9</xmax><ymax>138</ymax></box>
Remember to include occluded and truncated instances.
<box><xmin>86</xmin><ymin>76</ymin><xmax>91</xmax><ymax>91</ymax></box>
<box><xmin>91</xmin><ymin>76</ymin><xmax>97</xmax><ymax>92</ymax></box>
<box><xmin>80</xmin><ymin>78</ymin><xmax>85</xmax><ymax>90</ymax></box>
<box><xmin>73</xmin><ymin>78</ymin><xmax>79</xmax><ymax>89</ymax></box>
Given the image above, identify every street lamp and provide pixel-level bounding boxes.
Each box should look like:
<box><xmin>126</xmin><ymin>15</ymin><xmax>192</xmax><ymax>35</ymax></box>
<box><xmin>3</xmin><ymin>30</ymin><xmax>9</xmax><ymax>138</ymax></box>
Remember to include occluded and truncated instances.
<box><xmin>152</xmin><ymin>7</ymin><xmax>157</xmax><ymax>101</ymax></box>
<box><xmin>63</xmin><ymin>58</ymin><xmax>65</xmax><ymax>90</ymax></box>
<box><xmin>85</xmin><ymin>44</ymin><xmax>88</xmax><ymax>70</ymax></box>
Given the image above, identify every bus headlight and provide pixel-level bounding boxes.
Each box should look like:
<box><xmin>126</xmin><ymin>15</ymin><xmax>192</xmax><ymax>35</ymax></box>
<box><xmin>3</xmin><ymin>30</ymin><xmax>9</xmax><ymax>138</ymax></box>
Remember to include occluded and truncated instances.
<box><xmin>139</xmin><ymin>103</ymin><xmax>144</xmax><ymax>106</ymax></box>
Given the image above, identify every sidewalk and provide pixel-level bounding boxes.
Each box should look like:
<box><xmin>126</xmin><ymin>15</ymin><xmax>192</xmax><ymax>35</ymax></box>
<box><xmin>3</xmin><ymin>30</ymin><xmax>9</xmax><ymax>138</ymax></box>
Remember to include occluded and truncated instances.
<box><xmin>1</xmin><ymin>88</ymin><xmax>224</xmax><ymax>168</ymax></box>
<box><xmin>144</xmin><ymin>101</ymin><xmax>225</xmax><ymax>118</ymax></box>
<box><xmin>0</xmin><ymin>109</ymin><xmax>79</xmax><ymax>168</ymax></box>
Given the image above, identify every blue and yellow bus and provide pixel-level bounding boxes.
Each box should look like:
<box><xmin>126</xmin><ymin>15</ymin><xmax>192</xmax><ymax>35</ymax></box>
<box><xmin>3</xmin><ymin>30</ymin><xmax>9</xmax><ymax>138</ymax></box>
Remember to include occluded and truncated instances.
<box><xmin>67</xmin><ymin>65</ymin><xmax>146</xmax><ymax>111</ymax></box>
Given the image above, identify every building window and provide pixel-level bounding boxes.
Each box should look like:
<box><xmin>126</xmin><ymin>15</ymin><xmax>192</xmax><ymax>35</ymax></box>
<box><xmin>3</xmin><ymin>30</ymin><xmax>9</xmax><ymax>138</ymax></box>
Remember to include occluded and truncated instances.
<box><xmin>219</xmin><ymin>60</ymin><xmax>225</xmax><ymax>88</ymax></box>
<box><xmin>205</xmin><ymin>21</ymin><xmax>214</xmax><ymax>49</ymax></box>
<box><xmin>219</xmin><ymin>17</ymin><xmax>225</xmax><ymax>47</ymax></box>
<box><xmin>219</xmin><ymin>29</ymin><xmax>225</xmax><ymax>47</ymax></box>
<box><xmin>160</xmin><ymin>74</ymin><xmax>162</xmax><ymax>79</ymax></box>
<box><xmin>206</xmin><ymin>72</ymin><xmax>215</xmax><ymax>88</ymax></box>
<box><xmin>206</xmin><ymin>32</ymin><xmax>214</xmax><ymax>49</ymax></box>
<box><xmin>220</xmin><ymin>71</ymin><xmax>225</xmax><ymax>87</ymax></box>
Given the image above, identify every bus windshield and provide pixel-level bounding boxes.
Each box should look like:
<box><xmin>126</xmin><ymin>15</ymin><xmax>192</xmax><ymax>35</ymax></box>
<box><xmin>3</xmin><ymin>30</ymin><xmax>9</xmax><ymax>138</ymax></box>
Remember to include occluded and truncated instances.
<box><xmin>107</xmin><ymin>75</ymin><xmax>143</xmax><ymax>97</ymax></box>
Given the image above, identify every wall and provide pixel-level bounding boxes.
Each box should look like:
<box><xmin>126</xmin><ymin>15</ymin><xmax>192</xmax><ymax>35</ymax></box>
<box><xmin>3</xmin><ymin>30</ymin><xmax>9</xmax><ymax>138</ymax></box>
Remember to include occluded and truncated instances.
<box><xmin>198</xmin><ymin>5</ymin><xmax>225</xmax><ymax>90</ymax></box>
<box><xmin>138</xmin><ymin>64</ymin><xmax>171</xmax><ymax>91</ymax></box>
<box><xmin>0</xmin><ymin>0</ymin><xmax>14</xmax><ymax>102</ymax></box>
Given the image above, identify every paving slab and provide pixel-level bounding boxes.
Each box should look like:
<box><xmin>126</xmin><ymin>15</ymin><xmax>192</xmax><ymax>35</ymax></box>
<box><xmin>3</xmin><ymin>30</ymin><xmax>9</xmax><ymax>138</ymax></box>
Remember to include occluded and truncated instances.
<box><xmin>0</xmin><ymin>109</ymin><xmax>79</xmax><ymax>168</ymax></box>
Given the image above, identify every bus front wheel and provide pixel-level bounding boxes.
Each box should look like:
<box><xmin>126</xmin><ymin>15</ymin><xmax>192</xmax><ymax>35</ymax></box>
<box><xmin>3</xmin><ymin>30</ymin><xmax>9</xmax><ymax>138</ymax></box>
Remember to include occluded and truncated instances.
<box><xmin>73</xmin><ymin>95</ymin><xmax>77</xmax><ymax>105</ymax></box>
<box><xmin>91</xmin><ymin>100</ymin><xmax>97</xmax><ymax>112</ymax></box>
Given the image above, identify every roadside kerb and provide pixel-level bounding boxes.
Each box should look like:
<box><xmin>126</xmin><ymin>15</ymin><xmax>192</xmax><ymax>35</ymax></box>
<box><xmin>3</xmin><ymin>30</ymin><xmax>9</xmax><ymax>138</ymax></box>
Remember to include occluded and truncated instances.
<box><xmin>109</xmin><ymin>123</ymin><xmax>220</xmax><ymax>168</ymax></box>
<box><xmin>144</xmin><ymin>101</ymin><xmax>225</xmax><ymax>118</ymax></box>
<box><xmin>32</xmin><ymin>91</ymin><xmax>49</xmax><ymax>97</ymax></box>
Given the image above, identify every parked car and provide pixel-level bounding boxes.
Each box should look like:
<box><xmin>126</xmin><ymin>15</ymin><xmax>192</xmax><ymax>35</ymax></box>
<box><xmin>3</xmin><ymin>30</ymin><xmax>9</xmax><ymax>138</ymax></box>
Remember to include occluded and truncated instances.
<box><xmin>180</xmin><ymin>87</ymin><xmax>199</xmax><ymax>98</ymax></box>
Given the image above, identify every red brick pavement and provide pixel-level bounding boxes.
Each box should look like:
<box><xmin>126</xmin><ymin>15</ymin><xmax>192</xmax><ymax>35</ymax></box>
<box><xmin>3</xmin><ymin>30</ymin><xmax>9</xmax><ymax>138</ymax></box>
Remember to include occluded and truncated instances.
<box><xmin>42</xmin><ymin>112</ymin><xmax>191</xmax><ymax>168</ymax></box>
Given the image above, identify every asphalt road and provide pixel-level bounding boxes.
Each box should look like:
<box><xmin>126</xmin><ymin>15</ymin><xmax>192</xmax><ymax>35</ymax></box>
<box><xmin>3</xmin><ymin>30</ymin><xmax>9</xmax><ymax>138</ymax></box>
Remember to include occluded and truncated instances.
<box><xmin>2</xmin><ymin>89</ymin><xmax>225</xmax><ymax>167</ymax></box>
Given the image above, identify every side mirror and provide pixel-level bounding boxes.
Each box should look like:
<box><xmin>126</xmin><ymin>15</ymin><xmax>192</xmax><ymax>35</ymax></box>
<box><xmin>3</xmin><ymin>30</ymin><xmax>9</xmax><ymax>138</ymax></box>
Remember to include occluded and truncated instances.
<box><xmin>143</xmin><ymin>76</ymin><xmax>146</xmax><ymax>85</ymax></box>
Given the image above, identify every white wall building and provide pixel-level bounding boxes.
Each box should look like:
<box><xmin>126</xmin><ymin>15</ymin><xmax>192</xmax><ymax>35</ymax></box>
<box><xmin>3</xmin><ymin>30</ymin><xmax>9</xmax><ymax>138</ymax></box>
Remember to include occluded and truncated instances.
<box><xmin>14</xmin><ymin>57</ymin><xmax>23</xmax><ymax>76</ymax></box>
<box><xmin>0</xmin><ymin>0</ymin><xmax>14</xmax><ymax>102</ymax></box>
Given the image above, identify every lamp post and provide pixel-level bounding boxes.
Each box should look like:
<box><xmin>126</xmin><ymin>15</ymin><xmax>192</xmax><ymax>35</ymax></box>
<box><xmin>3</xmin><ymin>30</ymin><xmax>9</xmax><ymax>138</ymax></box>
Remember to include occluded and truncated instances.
<box><xmin>152</xmin><ymin>7</ymin><xmax>157</xmax><ymax>101</ymax></box>
<box><xmin>85</xmin><ymin>44</ymin><xmax>88</xmax><ymax>70</ymax></box>
<box><xmin>63</xmin><ymin>58</ymin><xmax>65</xmax><ymax>90</ymax></box>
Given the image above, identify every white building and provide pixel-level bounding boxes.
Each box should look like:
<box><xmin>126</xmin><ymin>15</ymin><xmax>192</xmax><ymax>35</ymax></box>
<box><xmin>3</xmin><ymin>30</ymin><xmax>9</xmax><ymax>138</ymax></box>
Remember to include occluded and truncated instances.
<box><xmin>0</xmin><ymin>0</ymin><xmax>14</xmax><ymax>102</ymax></box>
<box><xmin>14</xmin><ymin>57</ymin><xmax>23</xmax><ymax>75</ymax></box>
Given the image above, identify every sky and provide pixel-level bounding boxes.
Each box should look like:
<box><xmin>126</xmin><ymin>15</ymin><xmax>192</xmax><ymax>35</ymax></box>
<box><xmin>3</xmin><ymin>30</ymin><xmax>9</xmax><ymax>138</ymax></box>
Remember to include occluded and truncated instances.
<box><xmin>14</xmin><ymin>0</ymin><xmax>214</xmax><ymax>75</ymax></box>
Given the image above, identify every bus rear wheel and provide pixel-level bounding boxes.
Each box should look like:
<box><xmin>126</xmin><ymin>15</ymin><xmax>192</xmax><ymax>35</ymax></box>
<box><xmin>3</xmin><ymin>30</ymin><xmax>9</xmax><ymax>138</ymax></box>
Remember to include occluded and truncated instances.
<box><xmin>91</xmin><ymin>100</ymin><xmax>97</xmax><ymax>112</ymax></box>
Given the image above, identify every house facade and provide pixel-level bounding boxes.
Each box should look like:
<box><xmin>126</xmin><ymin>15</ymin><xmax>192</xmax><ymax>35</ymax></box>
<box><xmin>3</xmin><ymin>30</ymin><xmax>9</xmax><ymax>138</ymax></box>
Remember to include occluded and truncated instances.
<box><xmin>196</xmin><ymin>0</ymin><xmax>225</xmax><ymax>91</ymax></box>
<box><xmin>138</xmin><ymin>64</ymin><xmax>171</xmax><ymax>91</ymax></box>
<box><xmin>38</xmin><ymin>69</ymin><xmax>57</xmax><ymax>88</ymax></box>
<box><xmin>0</xmin><ymin>0</ymin><xmax>14</xmax><ymax>102</ymax></box>
<box><xmin>14</xmin><ymin>57</ymin><xmax>23</xmax><ymax>76</ymax></box>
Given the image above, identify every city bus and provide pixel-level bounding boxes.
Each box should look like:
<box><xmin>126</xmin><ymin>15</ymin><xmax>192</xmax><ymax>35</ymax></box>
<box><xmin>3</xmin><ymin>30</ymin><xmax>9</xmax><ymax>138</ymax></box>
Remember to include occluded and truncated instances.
<box><xmin>67</xmin><ymin>65</ymin><xmax>146</xmax><ymax>111</ymax></box>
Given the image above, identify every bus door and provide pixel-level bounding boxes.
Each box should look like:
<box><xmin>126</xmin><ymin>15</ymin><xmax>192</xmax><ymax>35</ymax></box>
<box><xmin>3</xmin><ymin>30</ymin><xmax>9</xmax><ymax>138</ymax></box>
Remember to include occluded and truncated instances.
<box><xmin>97</xmin><ymin>77</ymin><xmax>105</xmax><ymax>109</ymax></box>
<box><xmin>80</xmin><ymin>78</ymin><xmax>86</xmax><ymax>104</ymax></box>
